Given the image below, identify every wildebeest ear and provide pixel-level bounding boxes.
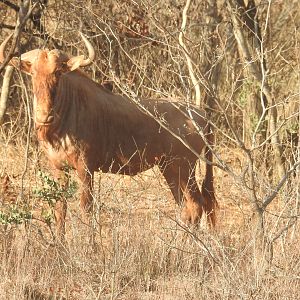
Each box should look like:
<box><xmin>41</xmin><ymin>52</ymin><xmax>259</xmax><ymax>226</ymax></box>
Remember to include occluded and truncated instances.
<box><xmin>67</xmin><ymin>55</ymin><xmax>85</xmax><ymax>71</ymax></box>
<box><xmin>10</xmin><ymin>58</ymin><xmax>32</xmax><ymax>75</ymax></box>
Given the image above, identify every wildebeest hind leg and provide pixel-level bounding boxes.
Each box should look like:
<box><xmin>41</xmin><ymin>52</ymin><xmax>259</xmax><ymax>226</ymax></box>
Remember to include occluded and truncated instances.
<box><xmin>180</xmin><ymin>170</ymin><xmax>204</xmax><ymax>225</ymax></box>
<box><xmin>160</xmin><ymin>163</ymin><xmax>203</xmax><ymax>224</ymax></box>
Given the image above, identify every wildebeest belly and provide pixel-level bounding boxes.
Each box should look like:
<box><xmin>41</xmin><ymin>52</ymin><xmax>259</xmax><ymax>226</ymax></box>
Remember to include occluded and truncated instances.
<box><xmin>97</xmin><ymin>145</ymin><xmax>160</xmax><ymax>175</ymax></box>
<box><xmin>96</xmin><ymin>133</ymin><xmax>191</xmax><ymax>175</ymax></box>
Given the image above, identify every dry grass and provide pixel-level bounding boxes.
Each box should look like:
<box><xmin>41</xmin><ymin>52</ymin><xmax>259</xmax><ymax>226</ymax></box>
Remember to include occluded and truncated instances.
<box><xmin>0</xmin><ymin>143</ymin><xmax>299</xmax><ymax>300</ymax></box>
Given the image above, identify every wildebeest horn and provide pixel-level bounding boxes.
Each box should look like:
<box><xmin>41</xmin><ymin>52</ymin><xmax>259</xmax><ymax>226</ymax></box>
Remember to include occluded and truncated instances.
<box><xmin>79</xmin><ymin>32</ymin><xmax>95</xmax><ymax>67</ymax></box>
<box><xmin>0</xmin><ymin>33</ymin><xmax>13</xmax><ymax>64</ymax></box>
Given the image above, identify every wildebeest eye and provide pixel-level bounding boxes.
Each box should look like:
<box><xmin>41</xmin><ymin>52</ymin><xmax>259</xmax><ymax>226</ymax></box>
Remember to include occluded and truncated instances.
<box><xmin>59</xmin><ymin>62</ymin><xmax>69</xmax><ymax>72</ymax></box>
<box><xmin>55</xmin><ymin>69</ymin><xmax>63</xmax><ymax>76</ymax></box>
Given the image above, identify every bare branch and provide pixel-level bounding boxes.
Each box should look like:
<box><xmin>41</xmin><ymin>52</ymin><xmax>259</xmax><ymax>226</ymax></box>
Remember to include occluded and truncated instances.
<box><xmin>1</xmin><ymin>0</ymin><xmax>59</xmax><ymax>47</ymax></box>
<box><xmin>0</xmin><ymin>1</ymin><xmax>38</xmax><ymax>73</ymax></box>
<box><xmin>110</xmin><ymin>69</ymin><xmax>227</xmax><ymax>172</ymax></box>
<box><xmin>262</xmin><ymin>160</ymin><xmax>300</xmax><ymax>209</ymax></box>
<box><xmin>178</xmin><ymin>0</ymin><xmax>201</xmax><ymax>106</ymax></box>
<box><xmin>0</xmin><ymin>0</ymin><xmax>19</xmax><ymax>11</ymax></box>
<box><xmin>0</xmin><ymin>23</ymin><xmax>16</xmax><ymax>30</ymax></box>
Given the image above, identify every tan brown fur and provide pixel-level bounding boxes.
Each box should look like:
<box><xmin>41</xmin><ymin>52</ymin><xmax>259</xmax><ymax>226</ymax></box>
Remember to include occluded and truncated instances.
<box><xmin>0</xmin><ymin>35</ymin><xmax>217</xmax><ymax>236</ymax></box>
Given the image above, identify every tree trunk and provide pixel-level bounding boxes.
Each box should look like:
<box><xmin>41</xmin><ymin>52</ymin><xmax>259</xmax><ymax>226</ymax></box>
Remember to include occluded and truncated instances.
<box><xmin>0</xmin><ymin>66</ymin><xmax>14</xmax><ymax>124</ymax></box>
<box><xmin>228</xmin><ymin>0</ymin><xmax>286</xmax><ymax>179</ymax></box>
<box><xmin>202</xmin><ymin>0</ymin><xmax>220</xmax><ymax>113</ymax></box>
<box><xmin>239</xmin><ymin>0</ymin><xmax>267</xmax><ymax>145</ymax></box>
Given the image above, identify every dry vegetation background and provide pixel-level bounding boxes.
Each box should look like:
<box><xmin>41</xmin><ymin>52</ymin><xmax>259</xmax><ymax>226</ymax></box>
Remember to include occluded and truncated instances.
<box><xmin>0</xmin><ymin>0</ymin><xmax>300</xmax><ymax>299</ymax></box>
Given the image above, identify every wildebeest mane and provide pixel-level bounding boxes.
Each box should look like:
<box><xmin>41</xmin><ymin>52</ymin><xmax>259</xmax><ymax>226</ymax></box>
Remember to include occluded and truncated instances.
<box><xmin>39</xmin><ymin>70</ymin><xmax>147</xmax><ymax>157</ymax></box>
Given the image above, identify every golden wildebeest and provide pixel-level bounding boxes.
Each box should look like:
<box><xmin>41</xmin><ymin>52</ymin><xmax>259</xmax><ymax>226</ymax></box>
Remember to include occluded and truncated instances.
<box><xmin>0</xmin><ymin>34</ymin><xmax>217</xmax><ymax>236</ymax></box>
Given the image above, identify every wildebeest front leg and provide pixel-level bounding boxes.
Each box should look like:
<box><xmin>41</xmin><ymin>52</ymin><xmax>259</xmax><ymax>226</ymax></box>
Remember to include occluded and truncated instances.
<box><xmin>54</xmin><ymin>198</ymin><xmax>67</xmax><ymax>239</ymax></box>
<box><xmin>77</xmin><ymin>167</ymin><xmax>94</xmax><ymax>221</ymax></box>
<box><xmin>53</xmin><ymin>169</ymin><xmax>68</xmax><ymax>238</ymax></box>
<box><xmin>77</xmin><ymin>166</ymin><xmax>96</xmax><ymax>246</ymax></box>
<box><xmin>159</xmin><ymin>164</ymin><xmax>183</xmax><ymax>205</ymax></box>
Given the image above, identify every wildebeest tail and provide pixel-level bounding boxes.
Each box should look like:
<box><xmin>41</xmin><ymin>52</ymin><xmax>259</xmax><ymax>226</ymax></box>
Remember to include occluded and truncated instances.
<box><xmin>201</xmin><ymin>123</ymin><xmax>218</xmax><ymax>226</ymax></box>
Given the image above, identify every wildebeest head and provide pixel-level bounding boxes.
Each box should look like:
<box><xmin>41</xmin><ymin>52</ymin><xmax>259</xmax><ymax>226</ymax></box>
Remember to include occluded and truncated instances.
<box><xmin>0</xmin><ymin>33</ymin><xmax>95</xmax><ymax>125</ymax></box>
